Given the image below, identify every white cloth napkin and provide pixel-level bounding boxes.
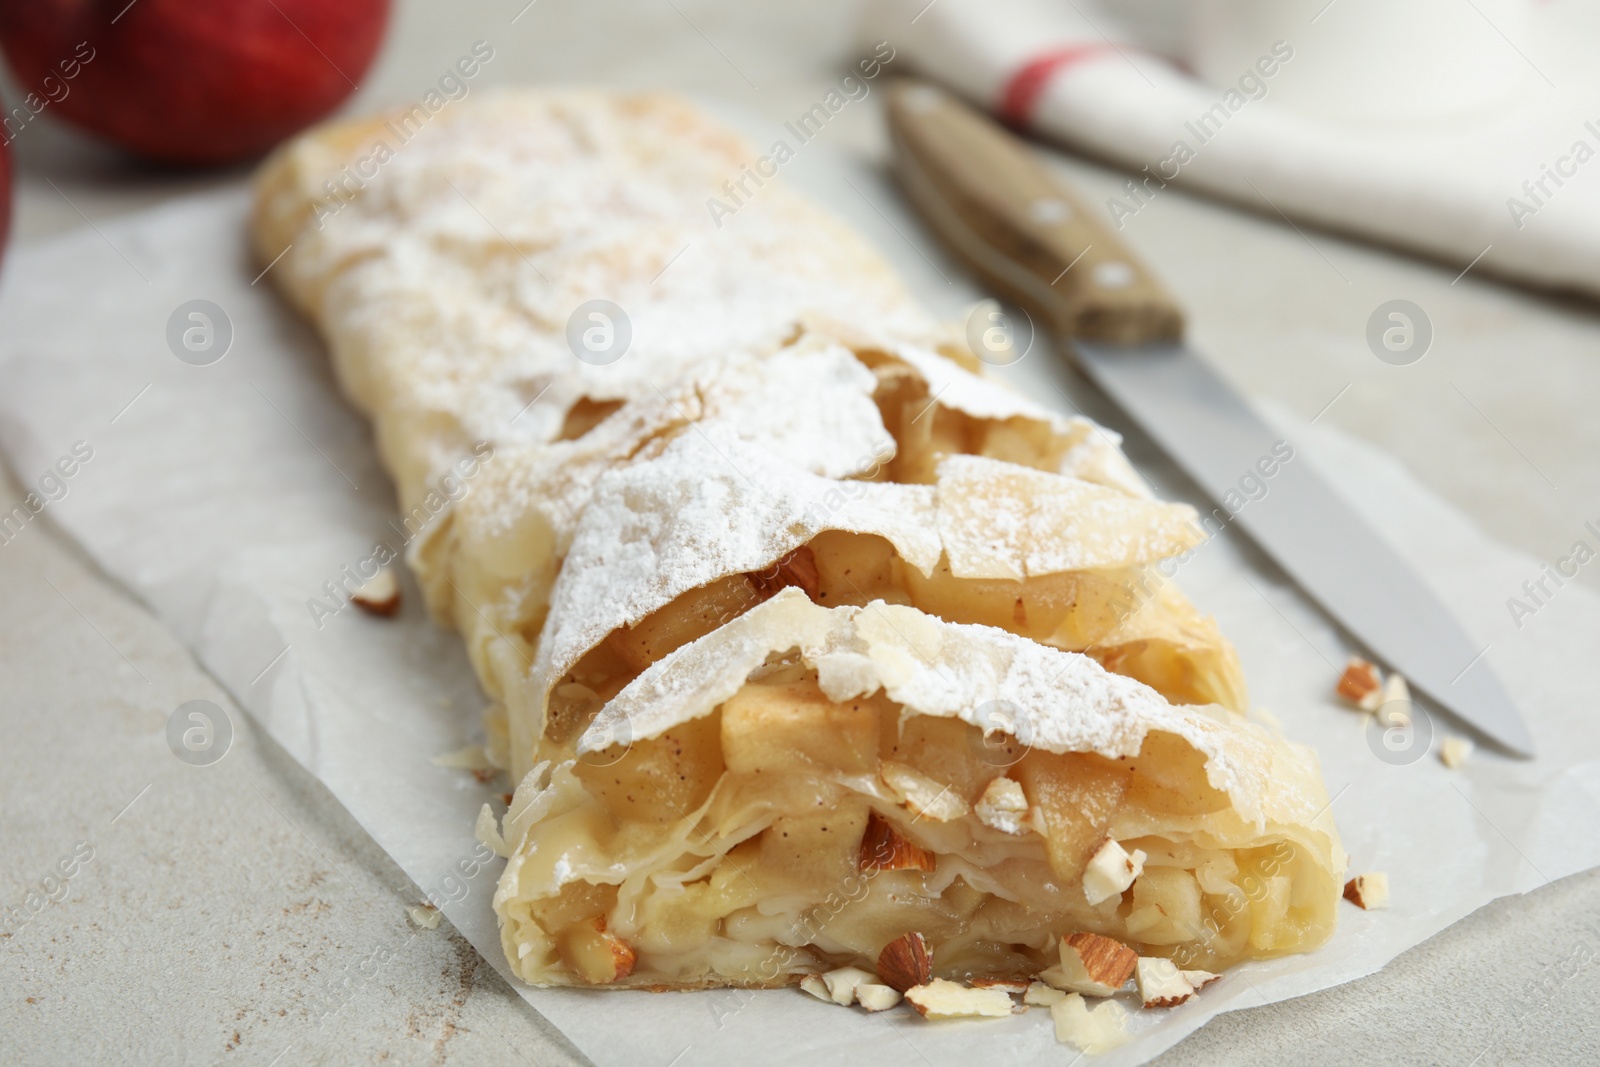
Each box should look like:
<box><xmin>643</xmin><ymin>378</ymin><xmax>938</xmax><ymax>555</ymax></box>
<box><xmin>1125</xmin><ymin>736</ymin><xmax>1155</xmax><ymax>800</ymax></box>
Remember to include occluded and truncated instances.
<box><xmin>863</xmin><ymin>0</ymin><xmax>1600</xmax><ymax>297</ymax></box>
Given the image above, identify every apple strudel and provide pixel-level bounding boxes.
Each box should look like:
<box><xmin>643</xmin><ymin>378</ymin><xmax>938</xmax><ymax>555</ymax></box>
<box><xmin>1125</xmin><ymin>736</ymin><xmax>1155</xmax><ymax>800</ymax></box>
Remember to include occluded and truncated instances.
<box><xmin>252</xmin><ymin>88</ymin><xmax>1342</xmax><ymax>996</ymax></box>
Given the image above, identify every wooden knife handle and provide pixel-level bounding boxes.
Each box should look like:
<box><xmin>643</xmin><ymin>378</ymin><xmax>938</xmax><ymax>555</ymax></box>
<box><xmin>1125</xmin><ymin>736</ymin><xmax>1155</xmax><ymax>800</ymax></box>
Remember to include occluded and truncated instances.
<box><xmin>886</xmin><ymin>78</ymin><xmax>1184</xmax><ymax>347</ymax></box>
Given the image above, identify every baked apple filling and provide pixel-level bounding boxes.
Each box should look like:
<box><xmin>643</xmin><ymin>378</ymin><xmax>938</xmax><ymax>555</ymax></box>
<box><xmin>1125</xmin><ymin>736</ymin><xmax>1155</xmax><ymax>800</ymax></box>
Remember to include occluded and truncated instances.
<box><xmin>496</xmin><ymin>662</ymin><xmax>1339</xmax><ymax>988</ymax></box>
<box><xmin>538</xmin><ymin>530</ymin><xmax>1244</xmax><ymax>764</ymax></box>
<box><xmin>430</xmin><ymin>336</ymin><xmax>1157</xmax><ymax>709</ymax></box>
<box><xmin>862</xmin><ymin>350</ymin><xmax>1142</xmax><ymax>493</ymax></box>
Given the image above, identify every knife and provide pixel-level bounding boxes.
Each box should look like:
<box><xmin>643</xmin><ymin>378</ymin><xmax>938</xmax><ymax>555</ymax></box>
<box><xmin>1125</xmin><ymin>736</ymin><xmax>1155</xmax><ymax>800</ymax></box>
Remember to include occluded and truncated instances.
<box><xmin>884</xmin><ymin>78</ymin><xmax>1533</xmax><ymax>757</ymax></box>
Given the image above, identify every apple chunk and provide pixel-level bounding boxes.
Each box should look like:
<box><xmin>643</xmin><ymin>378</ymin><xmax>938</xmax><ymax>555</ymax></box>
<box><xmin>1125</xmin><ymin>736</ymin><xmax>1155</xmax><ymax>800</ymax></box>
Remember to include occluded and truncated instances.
<box><xmin>721</xmin><ymin>678</ymin><xmax>884</xmax><ymax>775</ymax></box>
<box><xmin>1013</xmin><ymin>751</ymin><xmax>1130</xmax><ymax>882</ymax></box>
<box><xmin>573</xmin><ymin>714</ymin><xmax>725</xmax><ymax>824</ymax></box>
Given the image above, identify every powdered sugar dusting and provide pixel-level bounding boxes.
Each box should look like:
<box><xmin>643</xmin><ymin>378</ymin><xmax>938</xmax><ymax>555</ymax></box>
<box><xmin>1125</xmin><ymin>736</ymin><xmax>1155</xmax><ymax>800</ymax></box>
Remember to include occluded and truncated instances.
<box><xmin>892</xmin><ymin>342</ymin><xmax>1062</xmax><ymax>424</ymax></box>
<box><xmin>263</xmin><ymin>90</ymin><xmax>941</xmax><ymax>514</ymax></box>
<box><xmin>535</xmin><ymin>437</ymin><xmax>1202</xmax><ymax>694</ymax></box>
<box><xmin>933</xmin><ymin>454</ymin><xmax>1199</xmax><ymax>580</ymax></box>
<box><xmin>450</xmin><ymin>340</ymin><xmax>896</xmax><ymax>541</ymax></box>
<box><xmin>536</xmin><ymin>425</ymin><xmax>941</xmax><ymax>687</ymax></box>
<box><xmin>579</xmin><ymin>590</ymin><xmax>1332</xmax><ymax>831</ymax></box>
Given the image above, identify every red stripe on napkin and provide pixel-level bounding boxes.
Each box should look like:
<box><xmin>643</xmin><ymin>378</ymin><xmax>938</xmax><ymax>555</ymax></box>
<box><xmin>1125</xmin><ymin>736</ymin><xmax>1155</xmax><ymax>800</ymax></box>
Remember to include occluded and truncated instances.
<box><xmin>997</xmin><ymin>43</ymin><xmax>1126</xmax><ymax>128</ymax></box>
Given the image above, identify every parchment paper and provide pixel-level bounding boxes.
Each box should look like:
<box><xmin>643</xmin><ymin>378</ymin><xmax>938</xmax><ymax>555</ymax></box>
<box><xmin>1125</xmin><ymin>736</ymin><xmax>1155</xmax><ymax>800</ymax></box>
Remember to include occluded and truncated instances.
<box><xmin>1</xmin><ymin>146</ymin><xmax>1597</xmax><ymax>1066</ymax></box>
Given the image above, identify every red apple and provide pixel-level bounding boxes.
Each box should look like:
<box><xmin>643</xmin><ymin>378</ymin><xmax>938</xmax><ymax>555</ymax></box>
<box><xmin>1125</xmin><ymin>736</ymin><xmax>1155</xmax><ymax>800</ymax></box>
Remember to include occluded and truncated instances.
<box><xmin>0</xmin><ymin>0</ymin><xmax>390</xmax><ymax>166</ymax></box>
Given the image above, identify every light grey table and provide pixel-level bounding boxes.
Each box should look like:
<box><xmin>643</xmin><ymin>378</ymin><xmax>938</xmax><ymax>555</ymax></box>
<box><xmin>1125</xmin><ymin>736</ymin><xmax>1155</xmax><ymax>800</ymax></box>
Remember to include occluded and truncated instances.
<box><xmin>3</xmin><ymin>2</ymin><xmax>1597</xmax><ymax>1064</ymax></box>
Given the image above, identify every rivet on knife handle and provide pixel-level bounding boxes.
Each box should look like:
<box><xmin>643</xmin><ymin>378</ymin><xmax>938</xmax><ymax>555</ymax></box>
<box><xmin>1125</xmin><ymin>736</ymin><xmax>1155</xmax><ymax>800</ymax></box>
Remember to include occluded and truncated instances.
<box><xmin>886</xmin><ymin>79</ymin><xmax>1184</xmax><ymax>347</ymax></box>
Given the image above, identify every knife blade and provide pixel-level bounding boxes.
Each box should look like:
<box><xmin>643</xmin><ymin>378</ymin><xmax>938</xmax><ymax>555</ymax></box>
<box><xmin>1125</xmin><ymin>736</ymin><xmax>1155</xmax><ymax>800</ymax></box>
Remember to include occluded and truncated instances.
<box><xmin>884</xmin><ymin>78</ymin><xmax>1533</xmax><ymax>757</ymax></box>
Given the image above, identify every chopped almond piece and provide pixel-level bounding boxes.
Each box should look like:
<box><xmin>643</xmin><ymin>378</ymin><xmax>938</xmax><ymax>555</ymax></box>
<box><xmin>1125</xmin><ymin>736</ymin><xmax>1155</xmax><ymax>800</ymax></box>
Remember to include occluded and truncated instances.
<box><xmin>859</xmin><ymin>812</ymin><xmax>937</xmax><ymax>873</ymax></box>
<box><xmin>1376</xmin><ymin>674</ymin><xmax>1411</xmax><ymax>727</ymax></box>
<box><xmin>1135</xmin><ymin>957</ymin><xmax>1195</xmax><ymax>1008</ymax></box>
<box><xmin>1050</xmin><ymin>993</ymin><xmax>1129</xmax><ymax>1052</ymax></box>
<box><xmin>904</xmin><ymin>979</ymin><xmax>1013</xmax><ymax>1019</ymax></box>
<box><xmin>800</xmin><ymin>974</ymin><xmax>832</xmax><ymax>1002</ymax></box>
<box><xmin>971</xmin><ymin>977</ymin><xmax>1029</xmax><ymax>994</ymax></box>
<box><xmin>1024</xmin><ymin>981</ymin><xmax>1066</xmax><ymax>1007</ymax></box>
<box><xmin>822</xmin><ymin>966</ymin><xmax>876</xmax><ymax>1006</ymax></box>
<box><xmin>855</xmin><ymin>983</ymin><xmax>903</xmax><ymax>1012</ymax></box>
<box><xmin>881</xmin><ymin>762</ymin><xmax>969</xmax><ymax>822</ymax></box>
<box><xmin>1439</xmin><ymin>735</ymin><xmax>1474</xmax><ymax>769</ymax></box>
<box><xmin>1183</xmin><ymin>969</ymin><xmax>1221</xmax><ymax>991</ymax></box>
<box><xmin>1336</xmin><ymin>657</ymin><xmax>1382</xmax><ymax>710</ymax></box>
<box><xmin>1344</xmin><ymin>872</ymin><xmax>1390</xmax><ymax>910</ymax></box>
<box><xmin>1037</xmin><ymin>964</ymin><xmax>1071</xmax><ymax>989</ymax></box>
<box><xmin>877</xmin><ymin>931</ymin><xmax>933</xmax><ymax>992</ymax></box>
<box><xmin>1082</xmin><ymin>837</ymin><xmax>1146</xmax><ymax>906</ymax></box>
<box><xmin>475</xmin><ymin>803</ymin><xmax>509</xmax><ymax>858</ymax></box>
<box><xmin>974</xmin><ymin>777</ymin><xmax>1030</xmax><ymax>835</ymax></box>
<box><xmin>1049</xmin><ymin>932</ymin><xmax>1138</xmax><ymax>996</ymax></box>
<box><xmin>351</xmin><ymin>567</ymin><xmax>401</xmax><ymax>616</ymax></box>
